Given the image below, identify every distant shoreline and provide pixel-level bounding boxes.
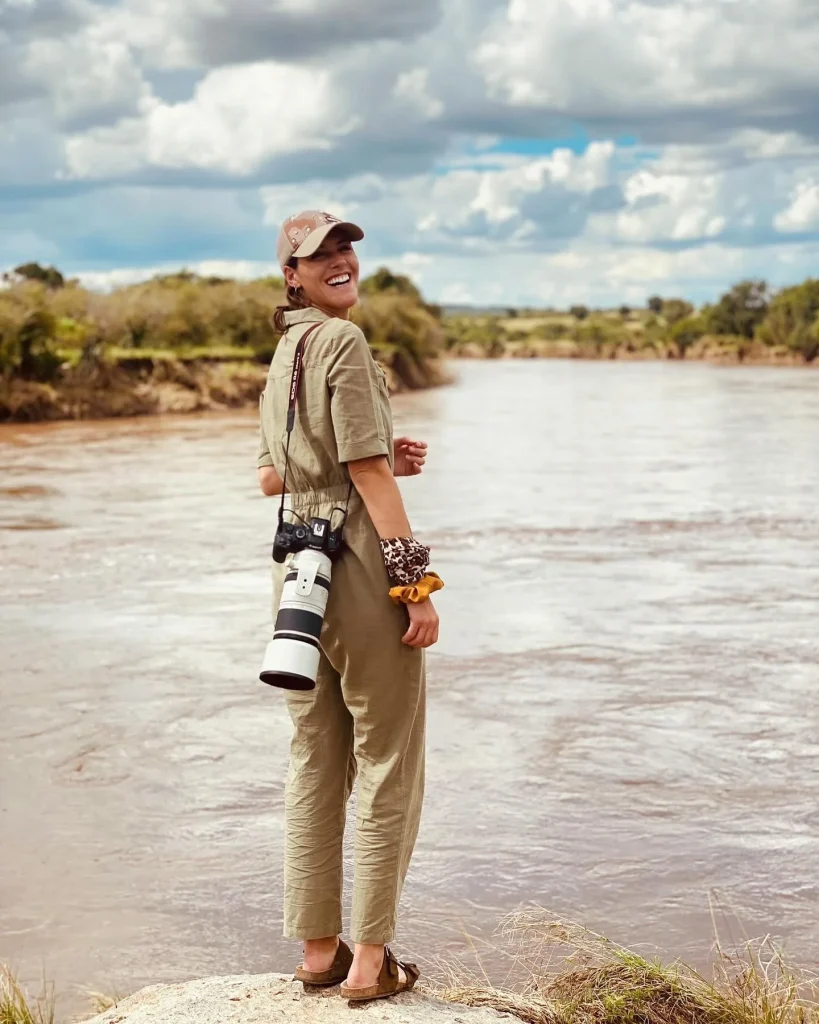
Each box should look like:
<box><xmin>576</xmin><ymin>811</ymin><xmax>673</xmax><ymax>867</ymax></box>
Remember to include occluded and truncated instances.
<box><xmin>448</xmin><ymin>337</ymin><xmax>818</xmax><ymax>367</ymax></box>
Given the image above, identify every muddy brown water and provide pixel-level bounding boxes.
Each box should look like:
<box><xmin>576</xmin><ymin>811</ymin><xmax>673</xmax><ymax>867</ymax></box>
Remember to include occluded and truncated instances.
<box><xmin>2</xmin><ymin>360</ymin><xmax>819</xmax><ymax>1015</ymax></box>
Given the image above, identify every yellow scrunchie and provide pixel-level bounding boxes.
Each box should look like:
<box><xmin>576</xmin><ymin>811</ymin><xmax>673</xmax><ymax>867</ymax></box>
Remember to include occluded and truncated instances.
<box><xmin>389</xmin><ymin>572</ymin><xmax>444</xmax><ymax>605</ymax></box>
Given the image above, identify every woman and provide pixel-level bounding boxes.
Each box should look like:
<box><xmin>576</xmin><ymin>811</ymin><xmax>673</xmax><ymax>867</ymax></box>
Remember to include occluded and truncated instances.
<box><xmin>257</xmin><ymin>210</ymin><xmax>442</xmax><ymax>1002</ymax></box>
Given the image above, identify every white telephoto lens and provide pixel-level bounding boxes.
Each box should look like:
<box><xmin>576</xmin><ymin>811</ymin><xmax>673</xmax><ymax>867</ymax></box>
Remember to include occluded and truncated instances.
<box><xmin>260</xmin><ymin>549</ymin><xmax>332</xmax><ymax>690</ymax></box>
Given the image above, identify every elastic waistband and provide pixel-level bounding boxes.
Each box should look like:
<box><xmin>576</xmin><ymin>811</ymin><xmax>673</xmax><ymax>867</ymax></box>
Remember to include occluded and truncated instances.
<box><xmin>288</xmin><ymin>483</ymin><xmax>359</xmax><ymax>510</ymax></box>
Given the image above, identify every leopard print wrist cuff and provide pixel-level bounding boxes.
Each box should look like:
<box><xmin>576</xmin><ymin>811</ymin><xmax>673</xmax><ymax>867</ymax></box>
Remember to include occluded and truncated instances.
<box><xmin>380</xmin><ymin>537</ymin><xmax>430</xmax><ymax>587</ymax></box>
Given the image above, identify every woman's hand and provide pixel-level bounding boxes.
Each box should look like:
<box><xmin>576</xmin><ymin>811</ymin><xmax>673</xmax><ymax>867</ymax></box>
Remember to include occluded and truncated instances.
<box><xmin>393</xmin><ymin>437</ymin><xmax>428</xmax><ymax>477</ymax></box>
<box><xmin>402</xmin><ymin>598</ymin><xmax>439</xmax><ymax>648</ymax></box>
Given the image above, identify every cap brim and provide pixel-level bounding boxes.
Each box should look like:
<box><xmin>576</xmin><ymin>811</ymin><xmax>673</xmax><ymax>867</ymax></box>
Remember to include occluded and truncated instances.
<box><xmin>292</xmin><ymin>221</ymin><xmax>364</xmax><ymax>258</ymax></box>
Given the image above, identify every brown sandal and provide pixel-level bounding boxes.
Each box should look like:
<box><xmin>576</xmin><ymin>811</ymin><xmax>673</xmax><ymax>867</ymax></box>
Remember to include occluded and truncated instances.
<box><xmin>294</xmin><ymin>939</ymin><xmax>354</xmax><ymax>987</ymax></box>
<box><xmin>340</xmin><ymin>946</ymin><xmax>420</xmax><ymax>1003</ymax></box>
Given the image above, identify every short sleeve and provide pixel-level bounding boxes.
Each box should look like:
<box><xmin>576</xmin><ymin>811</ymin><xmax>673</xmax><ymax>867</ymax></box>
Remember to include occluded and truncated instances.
<box><xmin>257</xmin><ymin>393</ymin><xmax>274</xmax><ymax>468</ymax></box>
<box><xmin>327</xmin><ymin>323</ymin><xmax>390</xmax><ymax>463</ymax></box>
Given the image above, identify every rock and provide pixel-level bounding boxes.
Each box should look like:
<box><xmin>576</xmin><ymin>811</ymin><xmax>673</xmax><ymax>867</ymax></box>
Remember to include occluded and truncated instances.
<box><xmin>84</xmin><ymin>972</ymin><xmax>514</xmax><ymax>1024</ymax></box>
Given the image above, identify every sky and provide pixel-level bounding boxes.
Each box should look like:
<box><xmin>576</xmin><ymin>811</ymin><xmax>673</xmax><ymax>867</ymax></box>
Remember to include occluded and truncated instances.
<box><xmin>2</xmin><ymin>0</ymin><xmax>819</xmax><ymax>307</ymax></box>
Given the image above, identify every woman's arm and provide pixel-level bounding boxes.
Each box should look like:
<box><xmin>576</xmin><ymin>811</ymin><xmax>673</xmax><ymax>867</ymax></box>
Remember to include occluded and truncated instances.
<box><xmin>347</xmin><ymin>455</ymin><xmax>411</xmax><ymax>536</ymax></box>
<box><xmin>258</xmin><ymin>466</ymin><xmax>286</xmax><ymax>496</ymax></box>
<box><xmin>349</xmin><ymin>454</ymin><xmax>438</xmax><ymax>648</ymax></box>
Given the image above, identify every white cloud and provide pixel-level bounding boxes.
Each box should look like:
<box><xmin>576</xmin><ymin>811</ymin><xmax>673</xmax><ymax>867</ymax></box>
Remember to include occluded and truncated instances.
<box><xmin>475</xmin><ymin>0</ymin><xmax>819</xmax><ymax>140</ymax></box>
<box><xmin>609</xmin><ymin>168</ymin><xmax>726</xmax><ymax>243</ymax></box>
<box><xmin>774</xmin><ymin>182</ymin><xmax>819</xmax><ymax>233</ymax></box>
<box><xmin>25</xmin><ymin>27</ymin><xmax>150</xmax><ymax>126</ymax></box>
<box><xmin>410</xmin><ymin>141</ymin><xmax>617</xmax><ymax>243</ymax></box>
<box><xmin>65</xmin><ymin>62</ymin><xmax>355</xmax><ymax>177</ymax></box>
<box><xmin>393</xmin><ymin>69</ymin><xmax>444</xmax><ymax>120</ymax></box>
<box><xmin>146</xmin><ymin>64</ymin><xmax>352</xmax><ymax>173</ymax></box>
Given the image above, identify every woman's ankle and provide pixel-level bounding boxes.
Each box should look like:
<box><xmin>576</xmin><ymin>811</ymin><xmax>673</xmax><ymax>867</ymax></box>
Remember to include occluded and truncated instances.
<box><xmin>344</xmin><ymin>943</ymin><xmax>385</xmax><ymax>987</ymax></box>
<box><xmin>353</xmin><ymin>942</ymin><xmax>385</xmax><ymax>961</ymax></box>
<box><xmin>301</xmin><ymin>935</ymin><xmax>339</xmax><ymax>970</ymax></box>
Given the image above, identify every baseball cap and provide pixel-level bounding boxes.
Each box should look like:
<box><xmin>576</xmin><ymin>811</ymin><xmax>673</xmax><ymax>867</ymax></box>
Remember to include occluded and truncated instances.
<box><xmin>277</xmin><ymin>210</ymin><xmax>364</xmax><ymax>269</ymax></box>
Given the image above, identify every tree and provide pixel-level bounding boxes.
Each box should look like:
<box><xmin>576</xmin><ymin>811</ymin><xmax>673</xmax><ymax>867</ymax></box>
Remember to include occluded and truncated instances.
<box><xmin>360</xmin><ymin>267</ymin><xmax>423</xmax><ymax>303</ymax></box>
<box><xmin>14</xmin><ymin>262</ymin><xmax>65</xmax><ymax>290</ymax></box>
<box><xmin>569</xmin><ymin>304</ymin><xmax>589</xmax><ymax>321</ymax></box>
<box><xmin>619</xmin><ymin>305</ymin><xmax>631</xmax><ymax>318</ymax></box>
<box><xmin>669</xmin><ymin>315</ymin><xmax>707</xmax><ymax>358</ymax></box>
<box><xmin>647</xmin><ymin>295</ymin><xmax>663</xmax><ymax>315</ymax></box>
<box><xmin>17</xmin><ymin>309</ymin><xmax>61</xmax><ymax>380</ymax></box>
<box><xmin>706</xmin><ymin>279</ymin><xmax>770</xmax><ymax>338</ymax></box>
<box><xmin>757</xmin><ymin>279</ymin><xmax>819</xmax><ymax>359</ymax></box>
<box><xmin>661</xmin><ymin>298</ymin><xmax>694</xmax><ymax>325</ymax></box>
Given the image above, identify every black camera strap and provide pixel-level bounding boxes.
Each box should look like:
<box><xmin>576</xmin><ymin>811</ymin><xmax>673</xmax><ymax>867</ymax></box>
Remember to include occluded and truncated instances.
<box><xmin>278</xmin><ymin>322</ymin><xmax>354</xmax><ymax>528</ymax></box>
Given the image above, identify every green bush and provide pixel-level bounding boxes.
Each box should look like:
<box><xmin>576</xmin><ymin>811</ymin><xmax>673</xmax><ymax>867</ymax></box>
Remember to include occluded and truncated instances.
<box><xmin>442</xmin><ymin>315</ymin><xmax>504</xmax><ymax>353</ymax></box>
<box><xmin>13</xmin><ymin>261</ymin><xmax>65</xmax><ymax>289</ymax></box>
<box><xmin>756</xmin><ymin>279</ymin><xmax>819</xmax><ymax>360</ymax></box>
<box><xmin>661</xmin><ymin>298</ymin><xmax>694</xmax><ymax>325</ymax></box>
<box><xmin>706</xmin><ymin>279</ymin><xmax>770</xmax><ymax>338</ymax></box>
<box><xmin>573</xmin><ymin>317</ymin><xmax>628</xmax><ymax>348</ymax></box>
<box><xmin>669</xmin><ymin>315</ymin><xmax>707</xmax><ymax>357</ymax></box>
<box><xmin>0</xmin><ymin>284</ymin><xmax>61</xmax><ymax>379</ymax></box>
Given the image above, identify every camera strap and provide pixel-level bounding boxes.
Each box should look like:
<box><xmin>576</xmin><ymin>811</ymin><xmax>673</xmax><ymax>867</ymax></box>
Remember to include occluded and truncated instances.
<box><xmin>278</xmin><ymin>321</ymin><xmax>354</xmax><ymax>527</ymax></box>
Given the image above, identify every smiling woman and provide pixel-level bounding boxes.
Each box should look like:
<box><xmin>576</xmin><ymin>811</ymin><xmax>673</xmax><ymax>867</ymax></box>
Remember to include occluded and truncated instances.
<box><xmin>257</xmin><ymin>210</ymin><xmax>443</xmax><ymax>1003</ymax></box>
<box><xmin>271</xmin><ymin>211</ymin><xmax>363</xmax><ymax>331</ymax></box>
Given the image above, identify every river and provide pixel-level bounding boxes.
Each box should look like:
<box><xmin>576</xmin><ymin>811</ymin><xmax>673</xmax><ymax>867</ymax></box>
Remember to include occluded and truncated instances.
<box><xmin>2</xmin><ymin>359</ymin><xmax>819</xmax><ymax>1015</ymax></box>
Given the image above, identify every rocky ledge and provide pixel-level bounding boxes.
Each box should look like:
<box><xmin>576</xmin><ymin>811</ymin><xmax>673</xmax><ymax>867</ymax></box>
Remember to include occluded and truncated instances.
<box><xmin>85</xmin><ymin>972</ymin><xmax>513</xmax><ymax>1024</ymax></box>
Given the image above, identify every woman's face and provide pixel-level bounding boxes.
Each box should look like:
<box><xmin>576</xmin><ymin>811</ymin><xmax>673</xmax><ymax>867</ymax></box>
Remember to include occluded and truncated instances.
<box><xmin>285</xmin><ymin>231</ymin><xmax>360</xmax><ymax>315</ymax></box>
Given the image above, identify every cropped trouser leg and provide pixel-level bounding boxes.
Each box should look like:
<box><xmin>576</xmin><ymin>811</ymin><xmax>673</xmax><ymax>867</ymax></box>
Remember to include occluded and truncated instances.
<box><xmin>283</xmin><ymin>655</ymin><xmax>356</xmax><ymax>940</ymax></box>
<box><xmin>344</xmin><ymin>651</ymin><xmax>426</xmax><ymax>945</ymax></box>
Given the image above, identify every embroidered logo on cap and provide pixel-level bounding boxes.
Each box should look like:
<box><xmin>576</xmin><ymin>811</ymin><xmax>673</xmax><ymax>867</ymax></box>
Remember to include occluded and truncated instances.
<box><xmin>285</xmin><ymin>212</ymin><xmax>341</xmax><ymax>249</ymax></box>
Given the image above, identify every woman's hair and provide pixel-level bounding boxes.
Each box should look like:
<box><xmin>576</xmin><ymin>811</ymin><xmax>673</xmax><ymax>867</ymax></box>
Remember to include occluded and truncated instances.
<box><xmin>272</xmin><ymin>257</ymin><xmax>311</xmax><ymax>333</ymax></box>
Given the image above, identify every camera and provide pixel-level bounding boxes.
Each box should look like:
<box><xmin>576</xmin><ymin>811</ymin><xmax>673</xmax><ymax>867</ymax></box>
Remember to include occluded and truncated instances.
<box><xmin>262</xmin><ymin>515</ymin><xmax>346</xmax><ymax>690</ymax></box>
<box><xmin>272</xmin><ymin>516</ymin><xmax>344</xmax><ymax>564</ymax></box>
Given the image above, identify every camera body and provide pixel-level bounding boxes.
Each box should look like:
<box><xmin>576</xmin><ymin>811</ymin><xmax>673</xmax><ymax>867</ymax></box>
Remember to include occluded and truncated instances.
<box><xmin>273</xmin><ymin>516</ymin><xmax>344</xmax><ymax>564</ymax></box>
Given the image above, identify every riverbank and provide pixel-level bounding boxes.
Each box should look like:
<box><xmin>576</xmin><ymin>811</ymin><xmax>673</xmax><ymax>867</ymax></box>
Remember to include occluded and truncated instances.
<box><xmin>0</xmin><ymin>352</ymin><xmax>450</xmax><ymax>423</ymax></box>
<box><xmin>451</xmin><ymin>335</ymin><xmax>816</xmax><ymax>365</ymax></box>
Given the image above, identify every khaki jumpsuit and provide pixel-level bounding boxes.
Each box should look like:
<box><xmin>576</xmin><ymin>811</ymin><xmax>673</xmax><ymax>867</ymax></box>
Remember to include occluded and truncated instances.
<box><xmin>257</xmin><ymin>307</ymin><xmax>426</xmax><ymax>945</ymax></box>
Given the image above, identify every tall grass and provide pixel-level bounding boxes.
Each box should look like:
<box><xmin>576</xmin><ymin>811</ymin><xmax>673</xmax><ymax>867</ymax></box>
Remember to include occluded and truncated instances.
<box><xmin>0</xmin><ymin>967</ymin><xmax>122</xmax><ymax>1024</ymax></box>
<box><xmin>437</xmin><ymin>908</ymin><xmax>818</xmax><ymax>1024</ymax></box>
<box><xmin>0</xmin><ymin>967</ymin><xmax>55</xmax><ymax>1024</ymax></box>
